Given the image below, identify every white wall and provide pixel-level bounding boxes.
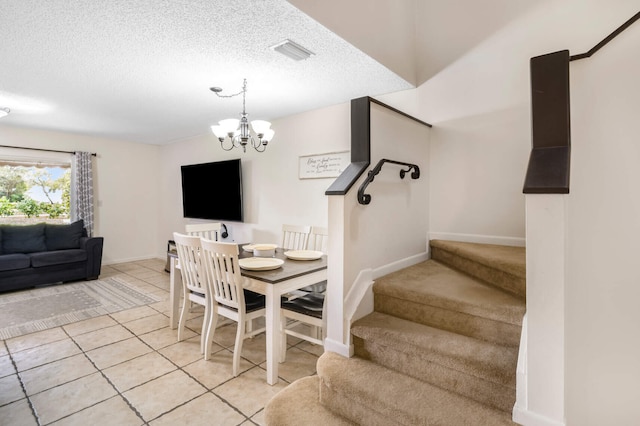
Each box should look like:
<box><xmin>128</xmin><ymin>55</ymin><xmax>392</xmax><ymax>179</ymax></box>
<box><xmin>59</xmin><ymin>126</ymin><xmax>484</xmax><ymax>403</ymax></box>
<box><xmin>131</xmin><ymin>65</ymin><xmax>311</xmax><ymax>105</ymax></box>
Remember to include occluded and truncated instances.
<box><xmin>158</xmin><ymin>102</ymin><xmax>350</xmax><ymax>250</ymax></box>
<box><xmin>343</xmin><ymin>103</ymin><xmax>430</xmax><ymax>289</ymax></box>
<box><xmin>414</xmin><ymin>12</ymin><xmax>534</xmax><ymax>244</ymax></box>
<box><xmin>409</xmin><ymin>0</ymin><xmax>640</xmax><ymax>245</ymax></box>
<box><xmin>326</xmin><ymin>102</ymin><xmax>430</xmax><ymax>352</ymax></box>
<box><xmin>379</xmin><ymin>1</ymin><xmax>639</xmax><ymax>424</ymax></box>
<box><xmin>566</xmin><ymin>20</ymin><xmax>640</xmax><ymax>424</ymax></box>
<box><xmin>0</xmin><ymin>126</ymin><xmax>161</xmax><ymax>264</ymax></box>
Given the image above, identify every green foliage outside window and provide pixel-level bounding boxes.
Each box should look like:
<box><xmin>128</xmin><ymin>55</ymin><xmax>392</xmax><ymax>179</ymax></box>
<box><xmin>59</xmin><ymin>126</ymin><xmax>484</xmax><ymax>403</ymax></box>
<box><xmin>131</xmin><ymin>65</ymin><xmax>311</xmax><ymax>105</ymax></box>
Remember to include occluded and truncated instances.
<box><xmin>0</xmin><ymin>197</ymin><xmax>14</xmax><ymax>216</ymax></box>
<box><xmin>0</xmin><ymin>167</ymin><xmax>28</xmax><ymax>201</ymax></box>
<box><xmin>15</xmin><ymin>198</ymin><xmax>40</xmax><ymax>217</ymax></box>
<box><xmin>0</xmin><ymin>165</ymin><xmax>70</xmax><ymax>219</ymax></box>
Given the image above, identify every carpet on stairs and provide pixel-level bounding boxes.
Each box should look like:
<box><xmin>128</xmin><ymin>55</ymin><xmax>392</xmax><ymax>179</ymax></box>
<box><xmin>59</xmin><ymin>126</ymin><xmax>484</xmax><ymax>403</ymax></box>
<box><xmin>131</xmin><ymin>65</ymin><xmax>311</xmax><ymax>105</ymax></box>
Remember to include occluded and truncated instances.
<box><xmin>373</xmin><ymin>259</ymin><xmax>525</xmax><ymax>347</ymax></box>
<box><xmin>264</xmin><ymin>375</ymin><xmax>355</xmax><ymax>426</ymax></box>
<box><xmin>352</xmin><ymin>311</ymin><xmax>518</xmax><ymax>412</ymax></box>
<box><xmin>430</xmin><ymin>239</ymin><xmax>526</xmax><ymax>299</ymax></box>
<box><xmin>265</xmin><ymin>240</ymin><xmax>526</xmax><ymax>425</ymax></box>
<box><xmin>318</xmin><ymin>351</ymin><xmax>517</xmax><ymax>426</ymax></box>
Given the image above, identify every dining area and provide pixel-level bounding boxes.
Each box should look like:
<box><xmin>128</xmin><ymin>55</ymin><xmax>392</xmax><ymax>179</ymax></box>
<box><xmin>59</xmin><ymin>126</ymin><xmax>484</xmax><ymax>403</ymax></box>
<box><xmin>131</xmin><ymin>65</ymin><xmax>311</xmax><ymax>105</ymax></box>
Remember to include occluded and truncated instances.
<box><xmin>168</xmin><ymin>223</ymin><xmax>328</xmax><ymax>385</ymax></box>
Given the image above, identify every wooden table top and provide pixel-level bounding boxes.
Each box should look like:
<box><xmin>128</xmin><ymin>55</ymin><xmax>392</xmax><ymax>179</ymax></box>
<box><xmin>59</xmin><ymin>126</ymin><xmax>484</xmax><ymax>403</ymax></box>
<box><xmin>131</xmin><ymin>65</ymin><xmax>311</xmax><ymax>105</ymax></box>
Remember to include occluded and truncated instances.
<box><xmin>238</xmin><ymin>247</ymin><xmax>327</xmax><ymax>284</ymax></box>
<box><xmin>168</xmin><ymin>244</ymin><xmax>327</xmax><ymax>284</ymax></box>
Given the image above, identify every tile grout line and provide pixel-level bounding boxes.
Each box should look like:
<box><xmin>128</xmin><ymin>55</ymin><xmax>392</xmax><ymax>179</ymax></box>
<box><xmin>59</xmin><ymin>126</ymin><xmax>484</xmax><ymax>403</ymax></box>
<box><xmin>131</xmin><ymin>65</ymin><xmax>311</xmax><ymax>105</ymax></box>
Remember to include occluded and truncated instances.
<box><xmin>3</xmin><ymin>260</ymin><xmax>320</xmax><ymax>425</ymax></box>
<box><xmin>3</xmin><ymin>266</ymin><xmax>164</xmax><ymax>425</ymax></box>
<box><xmin>112</xmin><ymin>304</ymin><xmax>285</xmax><ymax>424</ymax></box>
<box><xmin>110</xmin><ymin>286</ymin><xmax>258</xmax><ymax>424</ymax></box>
<box><xmin>59</xmin><ymin>321</ymin><xmax>150</xmax><ymax>426</ymax></box>
<box><xmin>13</xmin><ymin>266</ymin><xmax>165</xmax><ymax>425</ymax></box>
<box><xmin>5</xmin><ymin>341</ymin><xmax>42</xmax><ymax>426</ymax></box>
<box><xmin>114</xmin><ymin>315</ymin><xmax>214</xmax><ymax>424</ymax></box>
<box><xmin>116</xmin><ymin>315</ymin><xmax>270</xmax><ymax>423</ymax></box>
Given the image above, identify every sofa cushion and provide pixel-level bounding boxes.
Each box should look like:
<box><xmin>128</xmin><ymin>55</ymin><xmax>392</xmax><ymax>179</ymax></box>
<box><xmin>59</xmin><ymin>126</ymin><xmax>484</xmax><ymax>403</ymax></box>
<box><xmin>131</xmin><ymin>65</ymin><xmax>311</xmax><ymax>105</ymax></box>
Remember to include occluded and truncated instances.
<box><xmin>0</xmin><ymin>254</ymin><xmax>31</xmax><ymax>272</ymax></box>
<box><xmin>30</xmin><ymin>249</ymin><xmax>87</xmax><ymax>268</ymax></box>
<box><xmin>0</xmin><ymin>227</ymin><xmax>3</xmax><ymax>255</ymax></box>
<box><xmin>45</xmin><ymin>220</ymin><xmax>85</xmax><ymax>251</ymax></box>
<box><xmin>2</xmin><ymin>223</ymin><xmax>47</xmax><ymax>254</ymax></box>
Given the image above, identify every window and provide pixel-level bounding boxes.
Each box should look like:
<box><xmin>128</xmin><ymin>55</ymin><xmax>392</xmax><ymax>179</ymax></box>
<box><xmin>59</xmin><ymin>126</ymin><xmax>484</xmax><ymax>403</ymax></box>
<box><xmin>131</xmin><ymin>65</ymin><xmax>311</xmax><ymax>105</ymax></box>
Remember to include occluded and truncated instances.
<box><xmin>0</xmin><ymin>160</ymin><xmax>71</xmax><ymax>225</ymax></box>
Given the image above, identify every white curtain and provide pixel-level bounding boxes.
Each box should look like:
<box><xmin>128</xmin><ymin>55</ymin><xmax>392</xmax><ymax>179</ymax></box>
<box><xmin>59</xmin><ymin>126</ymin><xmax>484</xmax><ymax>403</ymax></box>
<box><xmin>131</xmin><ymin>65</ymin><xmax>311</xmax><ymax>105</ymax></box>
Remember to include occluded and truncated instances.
<box><xmin>73</xmin><ymin>152</ymin><xmax>94</xmax><ymax>237</ymax></box>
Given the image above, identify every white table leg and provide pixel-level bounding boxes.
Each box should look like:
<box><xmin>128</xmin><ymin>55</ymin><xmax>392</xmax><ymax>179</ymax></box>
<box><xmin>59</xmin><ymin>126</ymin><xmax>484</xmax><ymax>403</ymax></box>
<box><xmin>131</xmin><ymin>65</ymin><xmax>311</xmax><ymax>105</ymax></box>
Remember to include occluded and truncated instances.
<box><xmin>169</xmin><ymin>257</ymin><xmax>181</xmax><ymax>329</ymax></box>
<box><xmin>265</xmin><ymin>285</ymin><xmax>280</xmax><ymax>385</ymax></box>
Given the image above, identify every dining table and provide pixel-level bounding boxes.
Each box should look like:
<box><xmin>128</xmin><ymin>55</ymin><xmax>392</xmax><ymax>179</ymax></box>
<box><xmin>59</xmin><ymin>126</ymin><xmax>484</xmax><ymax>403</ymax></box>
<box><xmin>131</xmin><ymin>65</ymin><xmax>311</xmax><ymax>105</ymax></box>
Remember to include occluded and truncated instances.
<box><xmin>168</xmin><ymin>245</ymin><xmax>327</xmax><ymax>385</ymax></box>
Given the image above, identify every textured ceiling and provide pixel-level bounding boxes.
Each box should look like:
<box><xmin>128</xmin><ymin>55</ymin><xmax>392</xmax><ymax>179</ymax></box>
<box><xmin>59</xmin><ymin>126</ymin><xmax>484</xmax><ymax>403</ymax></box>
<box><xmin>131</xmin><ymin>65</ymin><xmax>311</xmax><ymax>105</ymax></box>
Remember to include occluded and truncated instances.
<box><xmin>0</xmin><ymin>0</ymin><xmax>413</xmax><ymax>144</ymax></box>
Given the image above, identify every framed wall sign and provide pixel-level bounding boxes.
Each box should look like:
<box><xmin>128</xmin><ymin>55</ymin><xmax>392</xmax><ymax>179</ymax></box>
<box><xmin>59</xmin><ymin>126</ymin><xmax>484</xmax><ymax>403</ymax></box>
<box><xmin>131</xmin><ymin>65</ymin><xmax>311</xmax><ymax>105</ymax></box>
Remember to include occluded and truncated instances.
<box><xmin>298</xmin><ymin>151</ymin><xmax>350</xmax><ymax>179</ymax></box>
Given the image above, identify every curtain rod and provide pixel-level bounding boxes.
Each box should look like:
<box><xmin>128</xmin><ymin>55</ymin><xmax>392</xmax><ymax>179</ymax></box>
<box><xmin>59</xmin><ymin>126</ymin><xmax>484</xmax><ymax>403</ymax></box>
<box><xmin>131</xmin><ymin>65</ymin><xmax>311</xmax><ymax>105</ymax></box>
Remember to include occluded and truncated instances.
<box><xmin>0</xmin><ymin>145</ymin><xmax>97</xmax><ymax>156</ymax></box>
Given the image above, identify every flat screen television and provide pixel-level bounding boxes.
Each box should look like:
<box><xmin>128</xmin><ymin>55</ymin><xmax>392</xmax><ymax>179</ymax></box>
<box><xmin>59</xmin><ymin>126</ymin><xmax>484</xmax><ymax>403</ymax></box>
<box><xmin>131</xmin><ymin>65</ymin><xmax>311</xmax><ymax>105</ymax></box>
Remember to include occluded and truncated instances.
<box><xmin>180</xmin><ymin>159</ymin><xmax>244</xmax><ymax>222</ymax></box>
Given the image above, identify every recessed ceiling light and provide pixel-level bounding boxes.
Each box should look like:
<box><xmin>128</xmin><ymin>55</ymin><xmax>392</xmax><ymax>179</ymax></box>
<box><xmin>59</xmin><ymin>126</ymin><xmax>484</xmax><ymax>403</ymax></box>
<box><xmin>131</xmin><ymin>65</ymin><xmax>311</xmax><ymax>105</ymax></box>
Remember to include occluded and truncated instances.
<box><xmin>0</xmin><ymin>107</ymin><xmax>10</xmax><ymax>118</ymax></box>
<box><xmin>270</xmin><ymin>39</ymin><xmax>314</xmax><ymax>61</ymax></box>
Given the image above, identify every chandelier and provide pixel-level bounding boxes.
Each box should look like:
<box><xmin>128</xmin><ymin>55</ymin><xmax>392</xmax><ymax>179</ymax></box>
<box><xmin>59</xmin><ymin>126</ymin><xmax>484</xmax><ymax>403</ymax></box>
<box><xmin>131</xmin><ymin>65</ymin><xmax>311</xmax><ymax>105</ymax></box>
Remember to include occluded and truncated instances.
<box><xmin>210</xmin><ymin>79</ymin><xmax>274</xmax><ymax>153</ymax></box>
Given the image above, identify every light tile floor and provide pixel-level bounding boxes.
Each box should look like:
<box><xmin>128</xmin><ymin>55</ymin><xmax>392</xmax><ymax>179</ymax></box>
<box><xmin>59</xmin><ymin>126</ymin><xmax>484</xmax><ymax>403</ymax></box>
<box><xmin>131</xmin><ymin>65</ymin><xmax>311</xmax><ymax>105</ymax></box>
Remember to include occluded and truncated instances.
<box><xmin>0</xmin><ymin>258</ymin><xmax>322</xmax><ymax>425</ymax></box>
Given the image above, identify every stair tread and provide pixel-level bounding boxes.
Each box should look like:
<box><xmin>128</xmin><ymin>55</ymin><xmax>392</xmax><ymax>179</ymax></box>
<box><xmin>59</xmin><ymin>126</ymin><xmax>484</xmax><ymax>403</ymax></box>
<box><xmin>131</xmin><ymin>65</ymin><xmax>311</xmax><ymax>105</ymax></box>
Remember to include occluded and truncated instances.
<box><xmin>374</xmin><ymin>259</ymin><xmax>525</xmax><ymax>325</ymax></box>
<box><xmin>318</xmin><ymin>352</ymin><xmax>516</xmax><ymax>426</ymax></box>
<box><xmin>431</xmin><ymin>239</ymin><xmax>525</xmax><ymax>279</ymax></box>
<box><xmin>352</xmin><ymin>311</ymin><xmax>518</xmax><ymax>386</ymax></box>
<box><xmin>265</xmin><ymin>376</ymin><xmax>355</xmax><ymax>425</ymax></box>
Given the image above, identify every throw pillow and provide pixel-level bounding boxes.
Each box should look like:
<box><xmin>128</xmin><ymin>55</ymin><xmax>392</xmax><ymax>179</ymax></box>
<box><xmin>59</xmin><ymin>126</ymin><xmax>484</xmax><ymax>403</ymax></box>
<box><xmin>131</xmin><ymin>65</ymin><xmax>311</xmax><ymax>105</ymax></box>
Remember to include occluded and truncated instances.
<box><xmin>45</xmin><ymin>220</ymin><xmax>85</xmax><ymax>250</ymax></box>
<box><xmin>2</xmin><ymin>223</ymin><xmax>47</xmax><ymax>254</ymax></box>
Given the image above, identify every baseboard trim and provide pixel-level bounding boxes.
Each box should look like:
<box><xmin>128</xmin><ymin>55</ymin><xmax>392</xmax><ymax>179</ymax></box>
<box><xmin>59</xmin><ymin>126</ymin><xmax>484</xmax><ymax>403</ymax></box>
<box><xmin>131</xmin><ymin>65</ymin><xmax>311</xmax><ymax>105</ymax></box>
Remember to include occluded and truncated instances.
<box><xmin>512</xmin><ymin>407</ymin><xmax>565</xmax><ymax>426</ymax></box>
<box><xmin>516</xmin><ymin>314</ymin><xmax>528</xmax><ymax>414</ymax></box>
<box><xmin>324</xmin><ymin>338</ymin><xmax>353</xmax><ymax>357</ymax></box>
<box><xmin>372</xmin><ymin>251</ymin><xmax>429</xmax><ymax>279</ymax></box>
<box><xmin>344</xmin><ymin>269</ymin><xmax>374</xmax><ymax>322</ymax></box>
<box><xmin>344</xmin><ymin>252</ymin><xmax>428</xmax><ymax>325</ymax></box>
<box><xmin>429</xmin><ymin>232</ymin><xmax>526</xmax><ymax>247</ymax></box>
<box><xmin>102</xmin><ymin>255</ymin><xmax>163</xmax><ymax>266</ymax></box>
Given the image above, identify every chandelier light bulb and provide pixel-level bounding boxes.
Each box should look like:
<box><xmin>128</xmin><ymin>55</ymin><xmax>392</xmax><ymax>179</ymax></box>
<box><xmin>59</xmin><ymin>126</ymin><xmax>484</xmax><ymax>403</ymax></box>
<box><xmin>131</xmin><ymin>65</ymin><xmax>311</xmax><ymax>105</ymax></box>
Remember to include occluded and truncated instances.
<box><xmin>262</xmin><ymin>128</ymin><xmax>275</xmax><ymax>143</ymax></box>
<box><xmin>210</xmin><ymin>125</ymin><xmax>225</xmax><ymax>140</ymax></box>
<box><xmin>219</xmin><ymin>118</ymin><xmax>240</xmax><ymax>136</ymax></box>
<box><xmin>250</xmin><ymin>120</ymin><xmax>271</xmax><ymax>136</ymax></box>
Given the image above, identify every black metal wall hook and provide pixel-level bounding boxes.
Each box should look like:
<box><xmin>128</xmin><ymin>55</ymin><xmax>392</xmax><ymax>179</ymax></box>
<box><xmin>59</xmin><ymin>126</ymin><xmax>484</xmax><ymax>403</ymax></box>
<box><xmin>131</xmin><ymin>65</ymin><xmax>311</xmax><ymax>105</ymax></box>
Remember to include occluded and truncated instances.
<box><xmin>357</xmin><ymin>159</ymin><xmax>420</xmax><ymax>205</ymax></box>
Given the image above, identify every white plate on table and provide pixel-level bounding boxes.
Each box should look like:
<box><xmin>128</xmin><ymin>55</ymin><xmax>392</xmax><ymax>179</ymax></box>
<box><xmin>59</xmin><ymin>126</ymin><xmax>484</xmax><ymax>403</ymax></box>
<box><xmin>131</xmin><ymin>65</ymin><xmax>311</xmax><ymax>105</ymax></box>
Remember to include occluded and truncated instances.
<box><xmin>238</xmin><ymin>257</ymin><xmax>284</xmax><ymax>271</ymax></box>
<box><xmin>243</xmin><ymin>243</ymin><xmax>277</xmax><ymax>253</ymax></box>
<box><xmin>283</xmin><ymin>250</ymin><xmax>324</xmax><ymax>261</ymax></box>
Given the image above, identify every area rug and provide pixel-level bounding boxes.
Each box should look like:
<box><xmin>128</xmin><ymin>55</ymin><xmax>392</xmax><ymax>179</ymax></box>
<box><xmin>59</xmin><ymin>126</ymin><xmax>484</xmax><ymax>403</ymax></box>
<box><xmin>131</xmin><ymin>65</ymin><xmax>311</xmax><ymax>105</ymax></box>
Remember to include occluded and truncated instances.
<box><xmin>0</xmin><ymin>277</ymin><xmax>161</xmax><ymax>340</ymax></box>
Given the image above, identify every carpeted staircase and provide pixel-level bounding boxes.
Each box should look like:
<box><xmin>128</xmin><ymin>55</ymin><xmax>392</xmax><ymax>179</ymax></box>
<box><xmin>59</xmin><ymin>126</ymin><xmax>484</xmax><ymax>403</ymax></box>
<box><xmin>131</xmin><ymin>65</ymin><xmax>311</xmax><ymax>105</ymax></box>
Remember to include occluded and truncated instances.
<box><xmin>265</xmin><ymin>239</ymin><xmax>526</xmax><ymax>425</ymax></box>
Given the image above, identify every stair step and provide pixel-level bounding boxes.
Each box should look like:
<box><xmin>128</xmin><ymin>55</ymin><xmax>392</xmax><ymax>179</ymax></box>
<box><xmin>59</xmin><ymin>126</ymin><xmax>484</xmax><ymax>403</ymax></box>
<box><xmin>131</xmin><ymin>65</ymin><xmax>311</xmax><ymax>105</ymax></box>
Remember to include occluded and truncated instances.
<box><xmin>352</xmin><ymin>312</ymin><xmax>518</xmax><ymax>412</ymax></box>
<box><xmin>430</xmin><ymin>239</ymin><xmax>526</xmax><ymax>299</ymax></box>
<box><xmin>318</xmin><ymin>352</ymin><xmax>516</xmax><ymax>426</ymax></box>
<box><xmin>373</xmin><ymin>259</ymin><xmax>525</xmax><ymax>347</ymax></box>
<box><xmin>265</xmin><ymin>376</ymin><xmax>355</xmax><ymax>425</ymax></box>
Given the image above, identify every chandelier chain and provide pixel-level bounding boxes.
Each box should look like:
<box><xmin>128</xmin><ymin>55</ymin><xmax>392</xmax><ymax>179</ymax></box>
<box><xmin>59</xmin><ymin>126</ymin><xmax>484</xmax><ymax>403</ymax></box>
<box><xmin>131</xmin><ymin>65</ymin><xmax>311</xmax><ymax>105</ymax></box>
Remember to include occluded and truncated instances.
<box><xmin>212</xmin><ymin>79</ymin><xmax>247</xmax><ymax>101</ymax></box>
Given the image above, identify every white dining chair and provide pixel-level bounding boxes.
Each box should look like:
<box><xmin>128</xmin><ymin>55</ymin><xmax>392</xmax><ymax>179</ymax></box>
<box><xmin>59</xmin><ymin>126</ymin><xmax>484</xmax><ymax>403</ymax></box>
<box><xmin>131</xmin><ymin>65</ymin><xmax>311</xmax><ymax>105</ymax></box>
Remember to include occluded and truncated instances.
<box><xmin>280</xmin><ymin>225</ymin><xmax>328</xmax><ymax>361</ymax></box>
<box><xmin>306</xmin><ymin>226</ymin><xmax>328</xmax><ymax>253</ymax></box>
<box><xmin>298</xmin><ymin>225</ymin><xmax>328</xmax><ymax>294</ymax></box>
<box><xmin>183</xmin><ymin>223</ymin><xmax>224</xmax><ymax>312</ymax></box>
<box><xmin>281</xmin><ymin>224</ymin><xmax>311</xmax><ymax>250</ymax></box>
<box><xmin>280</xmin><ymin>292</ymin><xmax>326</xmax><ymax>361</ymax></box>
<box><xmin>200</xmin><ymin>239</ymin><xmax>266</xmax><ymax>376</ymax></box>
<box><xmin>173</xmin><ymin>232</ymin><xmax>211</xmax><ymax>354</ymax></box>
<box><xmin>185</xmin><ymin>222</ymin><xmax>222</xmax><ymax>241</ymax></box>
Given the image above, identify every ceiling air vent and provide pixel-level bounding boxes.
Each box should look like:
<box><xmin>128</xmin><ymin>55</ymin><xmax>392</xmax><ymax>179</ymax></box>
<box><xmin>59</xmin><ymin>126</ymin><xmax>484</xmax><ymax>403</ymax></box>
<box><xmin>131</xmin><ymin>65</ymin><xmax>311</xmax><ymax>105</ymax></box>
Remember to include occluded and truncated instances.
<box><xmin>270</xmin><ymin>39</ymin><xmax>314</xmax><ymax>61</ymax></box>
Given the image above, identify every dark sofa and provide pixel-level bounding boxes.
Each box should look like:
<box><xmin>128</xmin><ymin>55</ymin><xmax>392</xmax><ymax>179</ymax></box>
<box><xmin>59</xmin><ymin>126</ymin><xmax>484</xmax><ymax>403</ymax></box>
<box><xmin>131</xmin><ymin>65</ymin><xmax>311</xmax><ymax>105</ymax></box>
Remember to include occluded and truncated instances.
<box><xmin>0</xmin><ymin>220</ymin><xmax>104</xmax><ymax>292</ymax></box>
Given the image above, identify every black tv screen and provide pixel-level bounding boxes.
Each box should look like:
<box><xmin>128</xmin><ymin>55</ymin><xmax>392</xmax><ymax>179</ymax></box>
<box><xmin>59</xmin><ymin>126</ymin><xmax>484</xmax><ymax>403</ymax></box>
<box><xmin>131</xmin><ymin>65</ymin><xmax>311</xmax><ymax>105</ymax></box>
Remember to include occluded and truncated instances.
<box><xmin>181</xmin><ymin>159</ymin><xmax>244</xmax><ymax>222</ymax></box>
